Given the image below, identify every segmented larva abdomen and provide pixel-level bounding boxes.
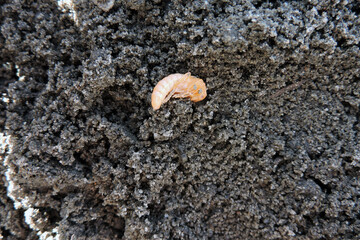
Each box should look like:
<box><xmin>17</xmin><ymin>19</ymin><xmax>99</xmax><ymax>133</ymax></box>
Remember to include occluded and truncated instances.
<box><xmin>151</xmin><ymin>73</ymin><xmax>184</xmax><ymax>110</ymax></box>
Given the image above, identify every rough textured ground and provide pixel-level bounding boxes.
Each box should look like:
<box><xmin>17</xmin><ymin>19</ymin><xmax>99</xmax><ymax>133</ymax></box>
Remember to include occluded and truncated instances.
<box><xmin>1</xmin><ymin>0</ymin><xmax>360</xmax><ymax>239</ymax></box>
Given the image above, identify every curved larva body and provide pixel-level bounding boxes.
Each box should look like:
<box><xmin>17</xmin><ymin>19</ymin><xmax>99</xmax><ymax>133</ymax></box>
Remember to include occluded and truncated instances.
<box><xmin>151</xmin><ymin>72</ymin><xmax>207</xmax><ymax>110</ymax></box>
<box><xmin>151</xmin><ymin>73</ymin><xmax>184</xmax><ymax>110</ymax></box>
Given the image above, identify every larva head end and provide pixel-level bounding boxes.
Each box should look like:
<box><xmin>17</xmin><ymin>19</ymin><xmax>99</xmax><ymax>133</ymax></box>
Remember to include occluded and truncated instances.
<box><xmin>189</xmin><ymin>78</ymin><xmax>207</xmax><ymax>102</ymax></box>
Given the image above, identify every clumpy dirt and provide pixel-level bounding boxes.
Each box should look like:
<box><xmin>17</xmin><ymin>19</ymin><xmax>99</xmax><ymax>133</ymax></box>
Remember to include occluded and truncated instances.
<box><xmin>0</xmin><ymin>0</ymin><xmax>359</xmax><ymax>239</ymax></box>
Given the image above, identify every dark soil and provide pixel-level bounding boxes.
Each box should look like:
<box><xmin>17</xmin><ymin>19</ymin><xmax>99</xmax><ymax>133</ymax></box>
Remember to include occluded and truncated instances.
<box><xmin>1</xmin><ymin>0</ymin><xmax>359</xmax><ymax>239</ymax></box>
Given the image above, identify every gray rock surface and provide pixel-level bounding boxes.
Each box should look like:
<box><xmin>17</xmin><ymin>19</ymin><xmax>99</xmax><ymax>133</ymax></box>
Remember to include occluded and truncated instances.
<box><xmin>1</xmin><ymin>0</ymin><xmax>359</xmax><ymax>239</ymax></box>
